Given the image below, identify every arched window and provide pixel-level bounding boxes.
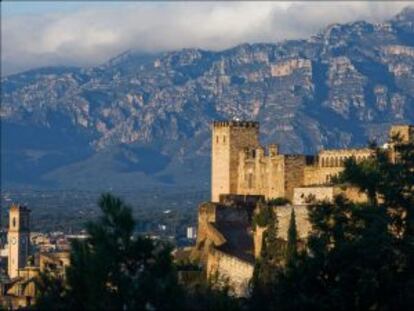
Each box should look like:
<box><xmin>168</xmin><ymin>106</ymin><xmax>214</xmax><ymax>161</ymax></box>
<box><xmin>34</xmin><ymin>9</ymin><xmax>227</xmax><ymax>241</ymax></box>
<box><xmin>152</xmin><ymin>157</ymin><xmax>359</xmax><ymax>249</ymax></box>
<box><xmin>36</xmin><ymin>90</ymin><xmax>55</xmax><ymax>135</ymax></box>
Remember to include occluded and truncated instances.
<box><xmin>12</xmin><ymin>217</ymin><xmax>16</xmax><ymax>228</ymax></box>
<box><xmin>321</xmin><ymin>158</ymin><xmax>325</xmax><ymax>167</ymax></box>
<box><xmin>330</xmin><ymin>157</ymin><xmax>335</xmax><ymax>167</ymax></box>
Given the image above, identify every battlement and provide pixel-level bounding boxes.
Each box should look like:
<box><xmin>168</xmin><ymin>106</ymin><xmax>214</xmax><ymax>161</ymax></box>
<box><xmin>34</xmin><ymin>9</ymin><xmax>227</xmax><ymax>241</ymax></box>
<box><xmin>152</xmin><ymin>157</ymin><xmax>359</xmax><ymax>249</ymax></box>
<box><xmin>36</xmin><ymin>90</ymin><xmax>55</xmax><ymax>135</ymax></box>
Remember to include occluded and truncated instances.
<box><xmin>212</xmin><ymin>120</ymin><xmax>259</xmax><ymax>128</ymax></box>
<box><xmin>240</xmin><ymin>144</ymin><xmax>280</xmax><ymax>160</ymax></box>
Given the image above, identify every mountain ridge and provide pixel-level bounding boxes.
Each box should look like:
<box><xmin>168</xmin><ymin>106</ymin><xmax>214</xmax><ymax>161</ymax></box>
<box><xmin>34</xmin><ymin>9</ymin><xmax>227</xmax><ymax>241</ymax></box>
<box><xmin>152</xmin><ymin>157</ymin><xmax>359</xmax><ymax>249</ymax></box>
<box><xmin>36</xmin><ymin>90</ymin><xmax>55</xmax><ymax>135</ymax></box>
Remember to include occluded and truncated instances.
<box><xmin>1</xmin><ymin>7</ymin><xmax>414</xmax><ymax>191</ymax></box>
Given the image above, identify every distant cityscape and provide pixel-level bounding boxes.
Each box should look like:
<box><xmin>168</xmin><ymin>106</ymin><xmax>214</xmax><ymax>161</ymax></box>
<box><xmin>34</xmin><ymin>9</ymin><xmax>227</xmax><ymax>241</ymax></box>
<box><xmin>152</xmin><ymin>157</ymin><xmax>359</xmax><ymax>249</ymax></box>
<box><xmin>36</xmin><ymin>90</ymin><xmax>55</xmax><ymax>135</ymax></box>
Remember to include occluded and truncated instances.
<box><xmin>0</xmin><ymin>189</ymin><xmax>204</xmax><ymax>242</ymax></box>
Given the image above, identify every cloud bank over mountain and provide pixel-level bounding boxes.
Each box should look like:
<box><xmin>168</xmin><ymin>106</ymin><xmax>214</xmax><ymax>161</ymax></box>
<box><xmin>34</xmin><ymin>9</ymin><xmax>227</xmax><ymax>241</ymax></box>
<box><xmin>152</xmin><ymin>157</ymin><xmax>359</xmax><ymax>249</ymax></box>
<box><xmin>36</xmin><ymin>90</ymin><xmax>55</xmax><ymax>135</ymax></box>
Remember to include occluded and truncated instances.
<box><xmin>1</xmin><ymin>1</ymin><xmax>410</xmax><ymax>75</ymax></box>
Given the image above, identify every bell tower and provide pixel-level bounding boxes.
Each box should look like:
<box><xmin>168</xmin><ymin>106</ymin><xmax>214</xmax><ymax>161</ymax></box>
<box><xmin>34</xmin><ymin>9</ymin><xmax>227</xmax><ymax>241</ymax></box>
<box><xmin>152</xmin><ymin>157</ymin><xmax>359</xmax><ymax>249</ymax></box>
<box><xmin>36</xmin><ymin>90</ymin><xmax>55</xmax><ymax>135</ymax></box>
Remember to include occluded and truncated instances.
<box><xmin>8</xmin><ymin>204</ymin><xmax>31</xmax><ymax>279</ymax></box>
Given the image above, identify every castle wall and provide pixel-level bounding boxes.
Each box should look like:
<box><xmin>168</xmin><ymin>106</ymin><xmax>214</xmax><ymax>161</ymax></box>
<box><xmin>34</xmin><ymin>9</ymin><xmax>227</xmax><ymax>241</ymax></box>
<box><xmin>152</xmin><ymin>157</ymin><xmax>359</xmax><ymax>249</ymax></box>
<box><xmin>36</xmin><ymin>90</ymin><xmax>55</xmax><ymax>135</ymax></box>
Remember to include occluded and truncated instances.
<box><xmin>267</xmin><ymin>156</ymin><xmax>286</xmax><ymax>199</ymax></box>
<box><xmin>253</xmin><ymin>205</ymin><xmax>311</xmax><ymax>258</ymax></box>
<box><xmin>211</xmin><ymin>121</ymin><xmax>259</xmax><ymax>202</ymax></box>
<box><xmin>334</xmin><ymin>186</ymin><xmax>368</xmax><ymax>203</ymax></box>
<box><xmin>303</xmin><ymin>166</ymin><xmax>343</xmax><ymax>185</ymax></box>
<box><xmin>293</xmin><ymin>185</ymin><xmax>368</xmax><ymax>205</ymax></box>
<box><xmin>193</xmin><ymin>201</ymin><xmax>253</xmax><ymax>263</ymax></box>
<box><xmin>207</xmin><ymin>248</ymin><xmax>254</xmax><ymax>297</ymax></box>
<box><xmin>196</xmin><ymin>202</ymin><xmax>217</xmax><ymax>245</ymax></box>
<box><xmin>237</xmin><ymin>150</ymin><xmax>306</xmax><ymax>201</ymax></box>
<box><xmin>283</xmin><ymin>156</ymin><xmax>306</xmax><ymax>201</ymax></box>
<box><xmin>237</xmin><ymin>148</ymin><xmax>285</xmax><ymax>199</ymax></box>
<box><xmin>304</xmin><ymin>148</ymin><xmax>373</xmax><ymax>186</ymax></box>
<box><xmin>293</xmin><ymin>187</ymin><xmax>335</xmax><ymax>205</ymax></box>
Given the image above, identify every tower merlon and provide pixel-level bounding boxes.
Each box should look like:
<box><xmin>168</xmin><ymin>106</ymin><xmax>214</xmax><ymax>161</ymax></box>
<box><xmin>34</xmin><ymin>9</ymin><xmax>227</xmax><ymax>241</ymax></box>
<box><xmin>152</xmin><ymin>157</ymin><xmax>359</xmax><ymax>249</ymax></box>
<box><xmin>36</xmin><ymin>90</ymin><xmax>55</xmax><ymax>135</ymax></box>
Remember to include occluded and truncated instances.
<box><xmin>212</xmin><ymin>120</ymin><xmax>259</xmax><ymax>128</ymax></box>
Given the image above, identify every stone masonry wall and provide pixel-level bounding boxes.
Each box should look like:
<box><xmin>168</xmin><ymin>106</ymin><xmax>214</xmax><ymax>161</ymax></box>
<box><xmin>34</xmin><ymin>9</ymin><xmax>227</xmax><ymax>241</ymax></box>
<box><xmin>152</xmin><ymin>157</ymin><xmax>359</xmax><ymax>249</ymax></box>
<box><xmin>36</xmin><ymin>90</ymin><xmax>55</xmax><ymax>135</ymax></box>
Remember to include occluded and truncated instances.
<box><xmin>253</xmin><ymin>205</ymin><xmax>311</xmax><ymax>259</ymax></box>
<box><xmin>211</xmin><ymin>121</ymin><xmax>259</xmax><ymax>202</ymax></box>
<box><xmin>293</xmin><ymin>187</ymin><xmax>335</xmax><ymax>205</ymax></box>
<box><xmin>207</xmin><ymin>248</ymin><xmax>254</xmax><ymax>297</ymax></box>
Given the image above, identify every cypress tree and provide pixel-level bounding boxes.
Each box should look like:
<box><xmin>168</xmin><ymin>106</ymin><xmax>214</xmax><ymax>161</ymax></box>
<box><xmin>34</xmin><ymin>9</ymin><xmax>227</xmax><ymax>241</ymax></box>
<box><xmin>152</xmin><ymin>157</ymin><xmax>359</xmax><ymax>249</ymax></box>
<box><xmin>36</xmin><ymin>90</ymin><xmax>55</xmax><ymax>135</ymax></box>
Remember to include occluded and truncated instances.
<box><xmin>285</xmin><ymin>208</ymin><xmax>298</xmax><ymax>267</ymax></box>
<box><xmin>251</xmin><ymin>204</ymin><xmax>283</xmax><ymax>310</ymax></box>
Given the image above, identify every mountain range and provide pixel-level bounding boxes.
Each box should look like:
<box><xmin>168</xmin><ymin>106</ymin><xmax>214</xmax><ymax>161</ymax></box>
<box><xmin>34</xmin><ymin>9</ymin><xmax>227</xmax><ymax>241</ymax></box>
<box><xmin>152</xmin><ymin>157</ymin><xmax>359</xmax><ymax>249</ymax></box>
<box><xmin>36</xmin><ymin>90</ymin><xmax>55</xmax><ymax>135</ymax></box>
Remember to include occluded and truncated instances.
<box><xmin>1</xmin><ymin>7</ymin><xmax>414</xmax><ymax>192</ymax></box>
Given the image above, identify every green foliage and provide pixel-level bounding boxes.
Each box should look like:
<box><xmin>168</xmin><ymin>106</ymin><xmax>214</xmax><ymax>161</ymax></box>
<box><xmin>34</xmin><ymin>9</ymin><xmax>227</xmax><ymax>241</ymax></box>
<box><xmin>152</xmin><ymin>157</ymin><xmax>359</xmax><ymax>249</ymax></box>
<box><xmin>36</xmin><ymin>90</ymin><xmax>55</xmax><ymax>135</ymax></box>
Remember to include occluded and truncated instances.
<box><xmin>252</xmin><ymin>203</ymin><xmax>275</xmax><ymax>229</ymax></box>
<box><xmin>250</xmin><ymin>138</ymin><xmax>414</xmax><ymax>310</ymax></box>
<box><xmin>35</xmin><ymin>272</ymin><xmax>69</xmax><ymax>311</ymax></box>
<box><xmin>35</xmin><ymin>193</ymin><xmax>183</xmax><ymax>311</ymax></box>
<box><xmin>285</xmin><ymin>209</ymin><xmax>298</xmax><ymax>267</ymax></box>
<box><xmin>267</xmin><ymin>197</ymin><xmax>291</xmax><ymax>206</ymax></box>
<box><xmin>34</xmin><ymin>137</ymin><xmax>414</xmax><ymax>310</ymax></box>
<box><xmin>186</xmin><ymin>272</ymin><xmax>241</xmax><ymax>311</ymax></box>
<box><xmin>251</xmin><ymin>203</ymin><xmax>285</xmax><ymax>310</ymax></box>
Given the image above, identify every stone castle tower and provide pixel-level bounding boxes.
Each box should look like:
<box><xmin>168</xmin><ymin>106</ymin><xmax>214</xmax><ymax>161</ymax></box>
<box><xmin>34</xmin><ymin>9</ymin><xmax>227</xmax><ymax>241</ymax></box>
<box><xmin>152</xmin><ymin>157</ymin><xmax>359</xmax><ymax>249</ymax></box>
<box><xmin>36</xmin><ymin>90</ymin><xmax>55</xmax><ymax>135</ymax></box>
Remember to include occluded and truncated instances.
<box><xmin>8</xmin><ymin>204</ymin><xmax>31</xmax><ymax>279</ymax></box>
<box><xmin>211</xmin><ymin>121</ymin><xmax>260</xmax><ymax>202</ymax></box>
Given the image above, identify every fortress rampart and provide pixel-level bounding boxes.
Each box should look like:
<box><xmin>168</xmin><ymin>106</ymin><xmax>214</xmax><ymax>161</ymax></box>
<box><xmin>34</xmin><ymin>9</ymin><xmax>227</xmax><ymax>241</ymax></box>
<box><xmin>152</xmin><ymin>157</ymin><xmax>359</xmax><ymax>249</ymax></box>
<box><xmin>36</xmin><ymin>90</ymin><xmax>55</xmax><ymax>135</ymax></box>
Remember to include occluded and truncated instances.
<box><xmin>195</xmin><ymin>122</ymin><xmax>413</xmax><ymax>297</ymax></box>
<box><xmin>211</xmin><ymin>122</ymin><xmax>411</xmax><ymax>202</ymax></box>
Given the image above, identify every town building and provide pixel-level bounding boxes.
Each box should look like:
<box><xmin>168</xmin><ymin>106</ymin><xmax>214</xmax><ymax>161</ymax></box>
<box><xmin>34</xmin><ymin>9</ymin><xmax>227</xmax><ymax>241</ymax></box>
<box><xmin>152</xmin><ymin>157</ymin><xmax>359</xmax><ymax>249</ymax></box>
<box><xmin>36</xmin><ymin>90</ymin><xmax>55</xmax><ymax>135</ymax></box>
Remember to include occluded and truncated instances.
<box><xmin>0</xmin><ymin>204</ymin><xmax>71</xmax><ymax>309</ymax></box>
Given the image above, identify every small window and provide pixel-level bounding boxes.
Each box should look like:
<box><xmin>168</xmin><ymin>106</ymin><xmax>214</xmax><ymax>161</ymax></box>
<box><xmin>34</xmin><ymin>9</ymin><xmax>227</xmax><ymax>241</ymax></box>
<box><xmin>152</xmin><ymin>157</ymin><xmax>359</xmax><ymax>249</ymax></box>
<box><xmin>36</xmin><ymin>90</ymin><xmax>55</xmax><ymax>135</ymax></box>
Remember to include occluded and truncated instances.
<box><xmin>216</xmin><ymin>136</ymin><xmax>219</xmax><ymax>143</ymax></box>
<box><xmin>12</xmin><ymin>217</ymin><xmax>16</xmax><ymax>228</ymax></box>
<box><xmin>223</xmin><ymin>136</ymin><xmax>226</xmax><ymax>143</ymax></box>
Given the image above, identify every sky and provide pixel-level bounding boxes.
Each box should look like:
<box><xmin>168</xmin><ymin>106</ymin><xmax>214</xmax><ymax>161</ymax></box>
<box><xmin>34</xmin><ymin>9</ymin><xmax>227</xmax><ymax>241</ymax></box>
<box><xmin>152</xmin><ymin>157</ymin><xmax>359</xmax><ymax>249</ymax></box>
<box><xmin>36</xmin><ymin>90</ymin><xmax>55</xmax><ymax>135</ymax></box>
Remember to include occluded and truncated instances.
<box><xmin>1</xmin><ymin>1</ymin><xmax>412</xmax><ymax>76</ymax></box>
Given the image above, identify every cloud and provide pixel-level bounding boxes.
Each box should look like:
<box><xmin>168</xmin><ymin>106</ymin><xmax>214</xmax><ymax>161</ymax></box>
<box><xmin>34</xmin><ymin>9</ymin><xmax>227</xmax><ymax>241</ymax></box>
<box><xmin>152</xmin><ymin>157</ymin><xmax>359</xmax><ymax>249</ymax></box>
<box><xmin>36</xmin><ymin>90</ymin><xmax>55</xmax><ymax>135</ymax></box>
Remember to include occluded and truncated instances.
<box><xmin>1</xmin><ymin>1</ymin><xmax>410</xmax><ymax>76</ymax></box>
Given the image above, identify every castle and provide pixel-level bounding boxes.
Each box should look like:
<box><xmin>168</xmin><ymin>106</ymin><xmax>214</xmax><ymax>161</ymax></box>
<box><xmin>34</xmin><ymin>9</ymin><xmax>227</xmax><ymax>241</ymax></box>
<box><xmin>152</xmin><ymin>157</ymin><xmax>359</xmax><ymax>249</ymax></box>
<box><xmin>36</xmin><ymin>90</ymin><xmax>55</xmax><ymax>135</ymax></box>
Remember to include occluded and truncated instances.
<box><xmin>193</xmin><ymin>121</ymin><xmax>413</xmax><ymax>296</ymax></box>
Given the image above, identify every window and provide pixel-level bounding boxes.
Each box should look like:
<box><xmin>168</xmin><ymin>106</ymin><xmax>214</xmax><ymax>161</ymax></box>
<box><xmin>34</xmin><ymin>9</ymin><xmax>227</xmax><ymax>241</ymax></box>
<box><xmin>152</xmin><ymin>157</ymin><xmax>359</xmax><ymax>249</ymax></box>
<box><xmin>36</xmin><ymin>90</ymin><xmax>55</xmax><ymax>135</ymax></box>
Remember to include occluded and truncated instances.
<box><xmin>216</xmin><ymin>136</ymin><xmax>219</xmax><ymax>143</ymax></box>
<box><xmin>12</xmin><ymin>217</ymin><xmax>16</xmax><ymax>228</ymax></box>
<box><xmin>223</xmin><ymin>136</ymin><xmax>226</xmax><ymax>143</ymax></box>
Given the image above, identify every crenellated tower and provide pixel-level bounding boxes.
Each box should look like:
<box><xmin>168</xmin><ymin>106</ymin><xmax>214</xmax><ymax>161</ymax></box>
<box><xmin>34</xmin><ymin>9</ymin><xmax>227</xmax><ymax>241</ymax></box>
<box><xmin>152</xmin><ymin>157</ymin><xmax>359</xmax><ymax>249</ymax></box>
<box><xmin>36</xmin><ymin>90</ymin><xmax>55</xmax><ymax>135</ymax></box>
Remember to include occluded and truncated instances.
<box><xmin>211</xmin><ymin>121</ymin><xmax>260</xmax><ymax>202</ymax></box>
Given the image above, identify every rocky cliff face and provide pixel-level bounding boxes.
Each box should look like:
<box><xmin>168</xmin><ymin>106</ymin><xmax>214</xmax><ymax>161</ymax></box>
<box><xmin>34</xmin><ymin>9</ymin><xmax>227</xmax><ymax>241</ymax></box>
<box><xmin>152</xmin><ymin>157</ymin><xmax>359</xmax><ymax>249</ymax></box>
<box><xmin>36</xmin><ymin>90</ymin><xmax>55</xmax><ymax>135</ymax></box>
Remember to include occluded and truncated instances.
<box><xmin>1</xmin><ymin>7</ymin><xmax>414</xmax><ymax>190</ymax></box>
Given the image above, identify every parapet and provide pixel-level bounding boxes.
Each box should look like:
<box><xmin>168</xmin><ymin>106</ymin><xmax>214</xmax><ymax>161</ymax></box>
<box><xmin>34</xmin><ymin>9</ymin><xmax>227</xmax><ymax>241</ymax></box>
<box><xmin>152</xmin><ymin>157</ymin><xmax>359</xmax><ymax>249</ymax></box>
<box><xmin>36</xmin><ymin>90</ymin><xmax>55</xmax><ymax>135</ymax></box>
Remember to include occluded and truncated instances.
<box><xmin>212</xmin><ymin>120</ymin><xmax>259</xmax><ymax>128</ymax></box>
<box><xmin>219</xmin><ymin>194</ymin><xmax>264</xmax><ymax>207</ymax></box>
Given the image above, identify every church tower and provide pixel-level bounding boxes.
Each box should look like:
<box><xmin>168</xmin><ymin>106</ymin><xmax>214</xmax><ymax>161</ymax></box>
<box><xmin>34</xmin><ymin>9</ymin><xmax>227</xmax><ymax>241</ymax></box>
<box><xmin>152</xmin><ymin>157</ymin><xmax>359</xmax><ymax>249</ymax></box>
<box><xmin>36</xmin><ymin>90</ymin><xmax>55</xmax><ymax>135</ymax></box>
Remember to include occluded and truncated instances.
<box><xmin>211</xmin><ymin>121</ymin><xmax>260</xmax><ymax>202</ymax></box>
<box><xmin>8</xmin><ymin>204</ymin><xmax>31</xmax><ymax>279</ymax></box>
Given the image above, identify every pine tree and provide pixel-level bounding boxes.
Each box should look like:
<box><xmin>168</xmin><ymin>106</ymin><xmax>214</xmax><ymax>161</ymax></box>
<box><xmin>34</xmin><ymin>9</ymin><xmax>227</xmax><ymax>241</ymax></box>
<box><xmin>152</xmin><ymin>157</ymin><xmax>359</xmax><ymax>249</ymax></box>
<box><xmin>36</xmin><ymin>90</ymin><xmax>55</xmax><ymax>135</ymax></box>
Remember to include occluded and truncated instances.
<box><xmin>285</xmin><ymin>208</ymin><xmax>298</xmax><ymax>267</ymax></box>
<box><xmin>36</xmin><ymin>193</ymin><xmax>183</xmax><ymax>310</ymax></box>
